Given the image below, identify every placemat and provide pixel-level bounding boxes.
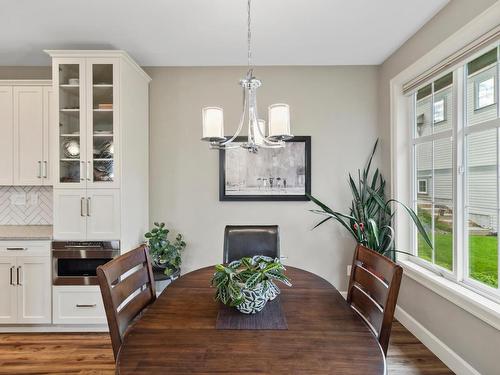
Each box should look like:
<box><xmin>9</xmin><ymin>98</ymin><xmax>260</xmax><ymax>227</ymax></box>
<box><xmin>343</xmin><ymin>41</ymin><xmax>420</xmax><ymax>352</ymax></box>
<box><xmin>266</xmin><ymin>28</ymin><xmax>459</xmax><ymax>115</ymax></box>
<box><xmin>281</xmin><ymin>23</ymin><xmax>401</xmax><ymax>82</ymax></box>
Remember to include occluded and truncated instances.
<box><xmin>216</xmin><ymin>298</ymin><xmax>288</xmax><ymax>330</ymax></box>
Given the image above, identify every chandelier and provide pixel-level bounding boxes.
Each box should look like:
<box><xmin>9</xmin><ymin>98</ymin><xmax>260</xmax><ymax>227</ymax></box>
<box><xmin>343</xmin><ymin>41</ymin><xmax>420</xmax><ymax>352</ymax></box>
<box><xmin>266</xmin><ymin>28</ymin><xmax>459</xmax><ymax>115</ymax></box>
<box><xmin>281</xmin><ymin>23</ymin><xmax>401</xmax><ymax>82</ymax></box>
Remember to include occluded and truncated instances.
<box><xmin>201</xmin><ymin>0</ymin><xmax>293</xmax><ymax>153</ymax></box>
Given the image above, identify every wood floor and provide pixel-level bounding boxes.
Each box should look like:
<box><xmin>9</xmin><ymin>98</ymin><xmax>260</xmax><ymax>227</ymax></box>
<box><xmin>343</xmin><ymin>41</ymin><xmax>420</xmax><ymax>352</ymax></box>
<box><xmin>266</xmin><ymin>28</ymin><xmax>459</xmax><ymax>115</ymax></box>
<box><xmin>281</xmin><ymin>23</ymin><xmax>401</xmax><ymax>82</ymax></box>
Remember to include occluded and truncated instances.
<box><xmin>0</xmin><ymin>322</ymin><xmax>452</xmax><ymax>374</ymax></box>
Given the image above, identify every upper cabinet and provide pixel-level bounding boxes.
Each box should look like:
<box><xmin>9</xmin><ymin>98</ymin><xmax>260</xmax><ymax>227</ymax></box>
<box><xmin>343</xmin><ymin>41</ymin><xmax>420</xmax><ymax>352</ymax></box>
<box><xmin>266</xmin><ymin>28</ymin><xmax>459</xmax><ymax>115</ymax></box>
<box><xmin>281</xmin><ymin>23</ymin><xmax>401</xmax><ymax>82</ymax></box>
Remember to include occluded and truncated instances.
<box><xmin>0</xmin><ymin>82</ymin><xmax>53</xmax><ymax>186</ymax></box>
<box><xmin>55</xmin><ymin>58</ymin><xmax>118</xmax><ymax>188</ymax></box>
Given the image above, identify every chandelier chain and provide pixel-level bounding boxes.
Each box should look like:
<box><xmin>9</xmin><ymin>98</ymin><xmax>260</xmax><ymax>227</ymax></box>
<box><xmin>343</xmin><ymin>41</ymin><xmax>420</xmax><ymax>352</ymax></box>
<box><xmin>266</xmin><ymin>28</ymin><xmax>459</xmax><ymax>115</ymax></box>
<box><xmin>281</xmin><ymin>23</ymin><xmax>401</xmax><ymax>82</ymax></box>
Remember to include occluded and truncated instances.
<box><xmin>247</xmin><ymin>0</ymin><xmax>252</xmax><ymax>69</ymax></box>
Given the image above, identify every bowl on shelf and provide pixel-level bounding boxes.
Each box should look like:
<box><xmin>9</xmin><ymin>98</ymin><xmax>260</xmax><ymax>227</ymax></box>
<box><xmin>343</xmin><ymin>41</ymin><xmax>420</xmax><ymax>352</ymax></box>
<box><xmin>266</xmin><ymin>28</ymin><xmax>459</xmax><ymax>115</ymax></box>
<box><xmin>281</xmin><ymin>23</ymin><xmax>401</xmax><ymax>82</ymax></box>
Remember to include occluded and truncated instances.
<box><xmin>62</xmin><ymin>140</ymin><xmax>80</xmax><ymax>159</ymax></box>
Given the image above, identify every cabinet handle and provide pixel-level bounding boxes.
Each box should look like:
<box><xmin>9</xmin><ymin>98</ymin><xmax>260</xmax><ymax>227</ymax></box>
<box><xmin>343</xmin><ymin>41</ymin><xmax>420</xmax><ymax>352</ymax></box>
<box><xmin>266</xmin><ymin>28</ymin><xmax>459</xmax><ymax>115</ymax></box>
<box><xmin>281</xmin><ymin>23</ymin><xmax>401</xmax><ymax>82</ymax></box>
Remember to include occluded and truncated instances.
<box><xmin>10</xmin><ymin>266</ymin><xmax>15</xmax><ymax>286</ymax></box>
<box><xmin>37</xmin><ymin>161</ymin><xmax>42</xmax><ymax>178</ymax></box>
<box><xmin>87</xmin><ymin>161</ymin><xmax>91</xmax><ymax>181</ymax></box>
<box><xmin>17</xmin><ymin>266</ymin><xmax>22</xmax><ymax>286</ymax></box>
<box><xmin>87</xmin><ymin>197</ymin><xmax>91</xmax><ymax>216</ymax></box>
<box><xmin>43</xmin><ymin>161</ymin><xmax>48</xmax><ymax>178</ymax></box>
<box><xmin>80</xmin><ymin>197</ymin><xmax>86</xmax><ymax>216</ymax></box>
<box><xmin>76</xmin><ymin>304</ymin><xmax>96</xmax><ymax>308</ymax></box>
<box><xmin>6</xmin><ymin>247</ymin><xmax>27</xmax><ymax>251</ymax></box>
<box><xmin>80</xmin><ymin>161</ymin><xmax>85</xmax><ymax>181</ymax></box>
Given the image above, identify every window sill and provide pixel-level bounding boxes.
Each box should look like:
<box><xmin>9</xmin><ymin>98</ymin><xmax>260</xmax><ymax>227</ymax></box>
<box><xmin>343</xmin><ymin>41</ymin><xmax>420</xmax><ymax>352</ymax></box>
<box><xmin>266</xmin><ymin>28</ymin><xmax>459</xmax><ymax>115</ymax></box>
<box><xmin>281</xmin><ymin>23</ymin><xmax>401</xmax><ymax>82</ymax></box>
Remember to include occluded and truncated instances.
<box><xmin>399</xmin><ymin>260</ymin><xmax>500</xmax><ymax>331</ymax></box>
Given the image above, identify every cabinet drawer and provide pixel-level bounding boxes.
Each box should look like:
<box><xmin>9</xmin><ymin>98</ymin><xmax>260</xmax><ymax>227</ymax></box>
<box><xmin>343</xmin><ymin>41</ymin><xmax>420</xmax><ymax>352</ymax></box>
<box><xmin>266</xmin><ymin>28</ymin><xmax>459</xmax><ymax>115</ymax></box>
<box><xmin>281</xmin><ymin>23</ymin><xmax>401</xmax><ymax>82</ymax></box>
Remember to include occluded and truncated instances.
<box><xmin>53</xmin><ymin>286</ymin><xmax>106</xmax><ymax>324</ymax></box>
<box><xmin>0</xmin><ymin>241</ymin><xmax>50</xmax><ymax>257</ymax></box>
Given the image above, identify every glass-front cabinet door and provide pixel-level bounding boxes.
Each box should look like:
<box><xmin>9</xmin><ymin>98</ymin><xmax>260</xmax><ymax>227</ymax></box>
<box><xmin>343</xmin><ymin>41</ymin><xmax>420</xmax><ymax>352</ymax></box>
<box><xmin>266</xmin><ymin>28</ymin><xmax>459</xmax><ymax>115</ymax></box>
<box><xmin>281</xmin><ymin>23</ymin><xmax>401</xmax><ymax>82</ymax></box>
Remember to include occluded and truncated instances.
<box><xmin>57</xmin><ymin>61</ymin><xmax>86</xmax><ymax>187</ymax></box>
<box><xmin>87</xmin><ymin>59</ymin><xmax>118</xmax><ymax>187</ymax></box>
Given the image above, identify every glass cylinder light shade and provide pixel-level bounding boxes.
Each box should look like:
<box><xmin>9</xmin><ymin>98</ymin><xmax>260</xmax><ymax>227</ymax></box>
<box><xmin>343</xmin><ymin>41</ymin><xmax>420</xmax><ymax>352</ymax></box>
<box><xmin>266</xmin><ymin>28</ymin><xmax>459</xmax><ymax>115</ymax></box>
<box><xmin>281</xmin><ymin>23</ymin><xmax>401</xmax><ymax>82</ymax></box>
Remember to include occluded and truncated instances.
<box><xmin>254</xmin><ymin>119</ymin><xmax>266</xmax><ymax>145</ymax></box>
<box><xmin>268</xmin><ymin>103</ymin><xmax>292</xmax><ymax>140</ymax></box>
<box><xmin>202</xmin><ymin>107</ymin><xmax>225</xmax><ymax>141</ymax></box>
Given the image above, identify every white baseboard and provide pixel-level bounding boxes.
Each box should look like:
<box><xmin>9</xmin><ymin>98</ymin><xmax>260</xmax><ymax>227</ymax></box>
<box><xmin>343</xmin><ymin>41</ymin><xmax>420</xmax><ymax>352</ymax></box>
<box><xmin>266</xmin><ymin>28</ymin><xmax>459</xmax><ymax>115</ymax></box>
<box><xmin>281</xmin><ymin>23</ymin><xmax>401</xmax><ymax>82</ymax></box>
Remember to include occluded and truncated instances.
<box><xmin>394</xmin><ymin>306</ymin><xmax>480</xmax><ymax>375</ymax></box>
<box><xmin>0</xmin><ymin>324</ymin><xmax>108</xmax><ymax>333</ymax></box>
<box><xmin>339</xmin><ymin>291</ymin><xmax>479</xmax><ymax>375</ymax></box>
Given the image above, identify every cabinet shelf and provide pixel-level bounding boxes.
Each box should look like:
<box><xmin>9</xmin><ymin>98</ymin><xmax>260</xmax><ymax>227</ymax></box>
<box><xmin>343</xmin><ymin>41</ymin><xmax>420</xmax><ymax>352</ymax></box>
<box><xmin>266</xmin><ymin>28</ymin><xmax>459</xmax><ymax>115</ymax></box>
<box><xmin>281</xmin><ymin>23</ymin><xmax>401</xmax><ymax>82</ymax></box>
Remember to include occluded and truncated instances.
<box><xmin>60</xmin><ymin>84</ymin><xmax>79</xmax><ymax>88</ymax></box>
<box><xmin>93</xmin><ymin>158</ymin><xmax>113</xmax><ymax>161</ymax></box>
<box><xmin>93</xmin><ymin>108</ymin><xmax>113</xmax><ymax>112</ymax></box>
<box><xmin>60</xmin><ymin>108</ymin><xmax>80</xmax><ymax>112</ymax></box>
<box><xmin>60</xmin><ymin>134</ymin><xmax>80</xmax><ymax>137</ymax></box>
<box><xmin>60</xmin><ymin>158</ymin><xmax>80</xmax><ymax>162</ymax></box>
<box><xmin>93</xmin><ymin>133</ymin><xmax>113</xmax><ymax>137</ymax></box>
<box><xmin>93</xmin><ymin>84</ymin><xmax>113</xmax><ymax>88</ymax></box>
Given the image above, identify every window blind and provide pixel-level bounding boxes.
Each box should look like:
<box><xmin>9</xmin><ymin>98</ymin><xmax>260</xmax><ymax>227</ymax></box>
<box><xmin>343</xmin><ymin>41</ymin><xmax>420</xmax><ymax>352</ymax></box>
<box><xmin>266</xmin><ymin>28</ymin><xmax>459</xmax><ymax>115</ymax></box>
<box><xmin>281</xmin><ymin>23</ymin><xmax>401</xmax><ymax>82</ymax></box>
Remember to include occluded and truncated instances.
<box><xmin>402</xmin><ymin>25</ymin><xmax>500</xmax><ymax>95</ymax></box>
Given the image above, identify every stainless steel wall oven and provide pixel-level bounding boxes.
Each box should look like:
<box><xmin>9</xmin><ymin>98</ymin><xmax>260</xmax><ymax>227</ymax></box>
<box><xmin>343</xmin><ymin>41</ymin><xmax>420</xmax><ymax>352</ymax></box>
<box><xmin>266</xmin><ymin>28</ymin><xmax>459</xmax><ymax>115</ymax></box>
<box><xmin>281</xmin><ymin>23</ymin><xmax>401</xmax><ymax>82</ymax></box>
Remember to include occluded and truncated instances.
<box><xmin>52</xmin><ymin>241</ymin><xmax>120</xmax><ymax>285</ymax></box>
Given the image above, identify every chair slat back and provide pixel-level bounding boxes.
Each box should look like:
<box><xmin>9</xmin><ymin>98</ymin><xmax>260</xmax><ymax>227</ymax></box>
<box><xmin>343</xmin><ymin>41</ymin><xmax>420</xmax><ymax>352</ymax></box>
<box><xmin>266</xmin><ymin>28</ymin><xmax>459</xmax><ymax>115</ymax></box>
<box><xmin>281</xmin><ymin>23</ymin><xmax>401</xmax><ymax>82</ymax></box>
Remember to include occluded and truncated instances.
<box><xmin>97</xmin><ymin>245</ymin><xmax>156</xmax><ymax>360</ymax></box>
<box><xmin>347</xmin><ymin>245</ymin><xmax>403</xmax><ymax>356</ymax></box>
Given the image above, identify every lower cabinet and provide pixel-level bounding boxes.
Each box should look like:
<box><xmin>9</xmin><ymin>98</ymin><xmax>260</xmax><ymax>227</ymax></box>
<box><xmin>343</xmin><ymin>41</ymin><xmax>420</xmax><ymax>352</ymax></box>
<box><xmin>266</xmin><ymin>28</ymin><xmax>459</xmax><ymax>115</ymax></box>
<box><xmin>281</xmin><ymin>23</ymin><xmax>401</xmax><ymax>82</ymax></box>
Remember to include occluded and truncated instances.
<box><xmin>0</xmin><ymin>242</ymin><xmax>51</xmax><ymax>324</ymax></box>
<box><xmin>53</xmin><ymin>286</ymin><xmax>106</xmax><ymax>325</ymax></box>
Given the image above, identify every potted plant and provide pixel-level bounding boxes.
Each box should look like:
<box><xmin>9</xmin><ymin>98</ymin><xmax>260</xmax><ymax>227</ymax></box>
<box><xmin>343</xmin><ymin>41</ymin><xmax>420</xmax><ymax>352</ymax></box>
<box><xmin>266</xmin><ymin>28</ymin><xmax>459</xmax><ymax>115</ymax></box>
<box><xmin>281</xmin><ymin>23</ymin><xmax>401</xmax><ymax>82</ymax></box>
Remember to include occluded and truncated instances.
<box><xmin>145</xmin><ymin>222</ymin><xmax>186</xmax><ymax>279</ymax></box>
<box><xmin>307</xmin><ymin>139</ymin><xmax>432</xmax><ymax>261</ymax></box>
<box><xmin>211</xmin><ymin>255</ymin><xmax>291</xmax><ymax>314</ymax></box>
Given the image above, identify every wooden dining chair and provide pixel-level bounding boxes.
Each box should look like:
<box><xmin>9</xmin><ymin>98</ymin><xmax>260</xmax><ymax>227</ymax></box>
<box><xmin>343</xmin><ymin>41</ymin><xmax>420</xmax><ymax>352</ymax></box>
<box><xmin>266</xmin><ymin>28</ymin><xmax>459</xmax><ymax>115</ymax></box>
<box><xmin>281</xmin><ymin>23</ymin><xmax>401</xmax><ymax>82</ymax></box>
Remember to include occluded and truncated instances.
<box><xmin>96</xmin><ymin>245</ymin><xmax>157</xmax><ymax>360</ymax></box>
<box><xmin>223</xmin><ymin>225</ymin><xmax>280</xmax><ymax>263</ymax></box>
<box><xmin>346</xmin><ymin>244</ymin><xmax>403</xmax><ymax>356</ymax></box>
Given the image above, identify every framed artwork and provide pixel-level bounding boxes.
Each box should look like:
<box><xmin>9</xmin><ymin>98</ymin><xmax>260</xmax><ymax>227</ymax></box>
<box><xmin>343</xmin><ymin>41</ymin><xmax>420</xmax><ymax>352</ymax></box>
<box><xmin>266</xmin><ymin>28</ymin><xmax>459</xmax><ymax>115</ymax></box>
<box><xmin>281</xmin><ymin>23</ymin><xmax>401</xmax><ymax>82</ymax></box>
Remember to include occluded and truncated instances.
<box><xmin>219</xmin><ymin>136</ymin><xmax>311</xmax><ymax>201</ymax></box>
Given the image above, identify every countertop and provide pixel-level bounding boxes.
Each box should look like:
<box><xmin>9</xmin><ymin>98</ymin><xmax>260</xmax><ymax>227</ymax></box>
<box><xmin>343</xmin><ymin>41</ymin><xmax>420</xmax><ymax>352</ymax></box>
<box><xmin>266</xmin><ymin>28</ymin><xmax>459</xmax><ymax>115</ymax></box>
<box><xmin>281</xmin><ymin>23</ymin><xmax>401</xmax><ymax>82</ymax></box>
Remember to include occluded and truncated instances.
<box><xmin>0</xmin><ymin>225</ymin><xmax>53</xmax><ymax>240</ymax></box>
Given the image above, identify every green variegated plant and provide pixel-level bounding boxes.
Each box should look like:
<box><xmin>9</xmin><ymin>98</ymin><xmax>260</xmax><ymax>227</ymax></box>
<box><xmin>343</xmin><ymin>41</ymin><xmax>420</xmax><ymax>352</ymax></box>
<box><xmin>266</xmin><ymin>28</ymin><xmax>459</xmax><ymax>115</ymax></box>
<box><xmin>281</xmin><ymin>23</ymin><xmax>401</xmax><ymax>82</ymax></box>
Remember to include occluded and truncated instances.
<box><xmin>145</xmin><ymin>222</ymin><xmax>186</xmax><ymax>277</ymax></box>
<box><xmin>307</xmin><ymin>139</ymin><xmax>432</xmax><ymax>261</ymax></box>
<box><xmin>211</xmin><ymin>256</ymin><xmax>291</xmax><ymax>308</ymax></box>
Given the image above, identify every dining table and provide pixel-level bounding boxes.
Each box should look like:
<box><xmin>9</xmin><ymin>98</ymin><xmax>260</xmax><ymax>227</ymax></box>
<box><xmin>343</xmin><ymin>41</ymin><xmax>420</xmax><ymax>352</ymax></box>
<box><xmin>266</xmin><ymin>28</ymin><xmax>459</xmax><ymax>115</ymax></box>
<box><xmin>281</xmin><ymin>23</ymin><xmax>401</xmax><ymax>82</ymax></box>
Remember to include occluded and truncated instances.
<box><xmin>117</xmin><ymin>266</ymin><xmax>386</xmax><ymax>374</ymax></box>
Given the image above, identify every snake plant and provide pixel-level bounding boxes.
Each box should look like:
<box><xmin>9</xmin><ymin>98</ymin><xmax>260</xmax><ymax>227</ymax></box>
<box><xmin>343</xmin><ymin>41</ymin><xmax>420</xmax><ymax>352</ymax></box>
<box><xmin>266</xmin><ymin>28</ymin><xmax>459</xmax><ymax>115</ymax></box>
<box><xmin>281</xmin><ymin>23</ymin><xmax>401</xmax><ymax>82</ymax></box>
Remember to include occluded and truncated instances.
<box><xmin>212</xmin><ymin>256</ymin><xmax>291</xmax><ymax>307</ymax></box>
<box><xmin>307</xmin><ymin>139</ymin><xmax>432</xmax><ymax>260</ymax></box>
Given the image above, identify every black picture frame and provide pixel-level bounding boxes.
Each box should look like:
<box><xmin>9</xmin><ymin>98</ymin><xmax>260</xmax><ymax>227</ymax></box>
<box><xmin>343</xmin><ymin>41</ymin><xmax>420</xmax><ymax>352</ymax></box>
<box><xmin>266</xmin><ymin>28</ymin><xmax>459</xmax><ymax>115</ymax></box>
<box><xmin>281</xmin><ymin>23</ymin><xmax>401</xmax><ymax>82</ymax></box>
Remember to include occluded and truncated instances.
<box><xmin>219</xmin><ymin>136</ymin><xmax>311</xmax><ymax>201</ymax></box>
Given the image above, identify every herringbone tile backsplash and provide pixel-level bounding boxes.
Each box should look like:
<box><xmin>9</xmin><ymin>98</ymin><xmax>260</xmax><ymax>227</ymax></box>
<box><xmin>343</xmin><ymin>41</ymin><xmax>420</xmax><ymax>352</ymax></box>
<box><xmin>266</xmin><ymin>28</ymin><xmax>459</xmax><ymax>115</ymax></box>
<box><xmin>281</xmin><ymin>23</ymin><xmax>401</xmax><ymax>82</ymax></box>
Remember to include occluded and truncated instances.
<box><xmin>0</xmin><ymin>186</ymin><xmax>53</xmax><ymax>225</ymax></box>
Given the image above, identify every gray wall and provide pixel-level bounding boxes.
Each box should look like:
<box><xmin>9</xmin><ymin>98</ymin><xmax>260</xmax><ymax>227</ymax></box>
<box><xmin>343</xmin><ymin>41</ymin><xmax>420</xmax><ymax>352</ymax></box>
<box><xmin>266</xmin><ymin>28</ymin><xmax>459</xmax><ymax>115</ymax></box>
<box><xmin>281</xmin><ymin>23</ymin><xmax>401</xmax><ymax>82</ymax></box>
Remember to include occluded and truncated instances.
<box><xmin>145</xmin><ymin>66</ymin><xmax>379</xmax><ymax>291</ymax></box>
<box><xmin>378</xmin><ymin>1</ymin><xmax>500</xmax><ymax>374</ymax></box>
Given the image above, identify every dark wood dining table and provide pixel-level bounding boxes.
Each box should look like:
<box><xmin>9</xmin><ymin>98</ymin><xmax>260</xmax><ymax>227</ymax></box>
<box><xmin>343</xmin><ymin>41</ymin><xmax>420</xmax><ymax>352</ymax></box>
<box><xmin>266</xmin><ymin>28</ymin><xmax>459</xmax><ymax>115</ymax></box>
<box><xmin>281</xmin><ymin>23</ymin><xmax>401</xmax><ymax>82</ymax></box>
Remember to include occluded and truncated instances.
<box><xmin>117</xmin><ymin>266</ymin><xmax>386</xmax><ymax>374</ymax></box>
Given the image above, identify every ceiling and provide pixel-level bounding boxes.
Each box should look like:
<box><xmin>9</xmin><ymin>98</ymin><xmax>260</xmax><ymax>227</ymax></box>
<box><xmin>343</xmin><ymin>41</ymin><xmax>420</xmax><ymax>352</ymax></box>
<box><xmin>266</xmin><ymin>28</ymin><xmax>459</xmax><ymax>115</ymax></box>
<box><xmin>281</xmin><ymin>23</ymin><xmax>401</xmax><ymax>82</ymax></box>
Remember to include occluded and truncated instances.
<box><xmin>0</xmin><ymin>0</ymin><xmax>449</xmax><ymax>66</ymax></box>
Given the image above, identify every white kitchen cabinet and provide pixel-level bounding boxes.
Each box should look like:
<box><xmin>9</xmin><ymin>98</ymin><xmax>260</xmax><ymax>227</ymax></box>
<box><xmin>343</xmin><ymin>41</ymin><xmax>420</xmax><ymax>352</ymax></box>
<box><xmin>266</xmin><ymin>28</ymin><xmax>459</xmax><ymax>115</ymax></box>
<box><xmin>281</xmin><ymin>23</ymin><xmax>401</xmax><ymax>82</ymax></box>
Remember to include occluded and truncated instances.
<box><xmin>53</xmin><ymin>188</ymin><xmax>120</xmax><ymax>240</ymax></box>
<box><xmin>0</xmin><ymin>242</ymin><xmax>51</xmax><ymax>325</ymax></box>
<box><xmin>48</xmin><ymin>51</ymin><xmax>150</xmax><ymax>250</ymax></box>
<box><xmin>53</xmin><ymin>189</ymin><xmax>87</xmax><ymax>240</ymax></box>
<box><xmin>86</xmin><ymin>189</ymin><xmax>120</xmax><ymax>240</ymax></box>
<box><xmin>53</xmin><ymin>286</ymin><xmax>106</xmax><ymax>325</ymax></box>
<box><xmin>0</xmin><ymin>87</ymin><xmax>14</xmax><ymax>185</ymax></box>
<box><xmin>16</xmin><ymin>256</ymin><xmax>51</xmax><ymax>324</ymax></box>
<box><xmin>14</xmin><ymin>86</ymin><xmax>44</xmax><ymax>185</ymax></box>
<box><xmin>0</xmin><ymin>257</ymin><xmax>17</xmax><ymax>323</ymax></box>
<box><xmin>0</xmin><ymin>81</ymin><xmax>53</xmax><ymax>186</ymax></box>
<box><xmin>43</xmin><ymin>87</ymin><xmax>55</xmax><ymax>185</ymax></box>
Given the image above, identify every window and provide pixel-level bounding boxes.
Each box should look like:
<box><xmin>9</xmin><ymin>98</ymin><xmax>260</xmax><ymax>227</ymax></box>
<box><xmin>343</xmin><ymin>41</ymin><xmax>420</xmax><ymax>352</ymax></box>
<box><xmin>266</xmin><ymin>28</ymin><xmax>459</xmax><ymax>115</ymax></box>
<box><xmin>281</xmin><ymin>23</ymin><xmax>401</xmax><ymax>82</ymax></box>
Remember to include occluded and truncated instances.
<box><xmin>476</xmin><ymin>77</ymin><xmax>495</xmax><ymax>109</ymax></box>
<box><xmin>410</xmin><ymin>46</ymin><xmax>500</xmax><ymax>301</ymax></box>
<box><xmin>433</xmin><ymin>99</ymin><xmax>445</xmax><ymax>123</ymax></box>
<box><xmin>417</xmin><ymin>179</ymin><xmax>428</xmax><ymax>194</ymax></box>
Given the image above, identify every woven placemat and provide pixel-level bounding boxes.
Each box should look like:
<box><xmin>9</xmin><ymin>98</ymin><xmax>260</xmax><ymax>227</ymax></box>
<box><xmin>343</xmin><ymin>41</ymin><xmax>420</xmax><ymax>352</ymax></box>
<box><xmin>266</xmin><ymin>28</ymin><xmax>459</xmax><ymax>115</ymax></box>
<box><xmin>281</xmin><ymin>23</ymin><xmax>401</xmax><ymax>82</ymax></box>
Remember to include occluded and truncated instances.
<box><xmin>216</xmin><ymin>298</ymin><xmax>288</xmax><ymax>330</ymax></box>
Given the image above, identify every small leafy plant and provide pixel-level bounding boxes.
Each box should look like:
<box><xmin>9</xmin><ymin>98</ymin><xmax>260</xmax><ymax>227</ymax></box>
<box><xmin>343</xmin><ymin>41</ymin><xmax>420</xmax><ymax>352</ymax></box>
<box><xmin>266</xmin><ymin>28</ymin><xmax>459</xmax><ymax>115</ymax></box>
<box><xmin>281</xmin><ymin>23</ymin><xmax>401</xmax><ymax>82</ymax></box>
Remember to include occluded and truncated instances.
<box><xmin>211</xmin><ymin>256</ymin><xmax>291</xmax><ymax>307</ymax></box>
<box><xmin>145</xmin><ymin>222</ymin><xmax>186</xmax><ymax>276</ymax></box>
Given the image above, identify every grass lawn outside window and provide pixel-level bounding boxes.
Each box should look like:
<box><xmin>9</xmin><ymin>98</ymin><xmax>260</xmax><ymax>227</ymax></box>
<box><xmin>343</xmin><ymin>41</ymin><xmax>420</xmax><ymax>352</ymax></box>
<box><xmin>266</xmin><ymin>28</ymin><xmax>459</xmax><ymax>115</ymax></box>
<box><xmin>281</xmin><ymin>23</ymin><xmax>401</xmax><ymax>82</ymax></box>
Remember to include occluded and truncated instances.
<box><xmin>418</xmin><ymin>210</ymin><xmax>498</xmax><ymax>288</ymax></box>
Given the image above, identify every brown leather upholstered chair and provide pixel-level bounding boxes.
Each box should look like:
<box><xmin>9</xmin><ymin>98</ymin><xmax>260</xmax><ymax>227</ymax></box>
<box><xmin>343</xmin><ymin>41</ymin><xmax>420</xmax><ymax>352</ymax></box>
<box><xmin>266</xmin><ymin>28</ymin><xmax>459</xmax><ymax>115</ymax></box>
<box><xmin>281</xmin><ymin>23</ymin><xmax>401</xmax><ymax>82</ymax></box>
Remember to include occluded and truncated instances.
<box><xmin>223</xmin><ymin>225</ymin><xmax>280</xmax><ymax>263</ymax></box>
<box><xmin>96</xmin><ymin>245</ymin><xmax>156</xmax><ymax>360</ymax></box>
<box><xmin>346</xmin><ymin>244</ymin><xmax>403</xmax><ymax>356</ymax></box>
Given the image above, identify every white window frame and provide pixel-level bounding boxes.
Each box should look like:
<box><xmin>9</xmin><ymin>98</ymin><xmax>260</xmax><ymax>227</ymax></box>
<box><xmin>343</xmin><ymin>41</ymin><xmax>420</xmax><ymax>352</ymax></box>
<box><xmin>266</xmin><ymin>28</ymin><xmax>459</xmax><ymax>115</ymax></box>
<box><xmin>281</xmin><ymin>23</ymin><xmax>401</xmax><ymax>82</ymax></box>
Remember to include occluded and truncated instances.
<box><xmin>390</xmin><ymin>6</ymin><xmax>500</xmax><ymax>330</ymax></box>
<box><xmin>410</xmin><ymin>45</ymin><xmax>500</xmax><ymax>304</ymax></box>
<box><xmin>417</xmin><ymin>179</ymin><xmax>428</xmax><ymax>194</ymax></box>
